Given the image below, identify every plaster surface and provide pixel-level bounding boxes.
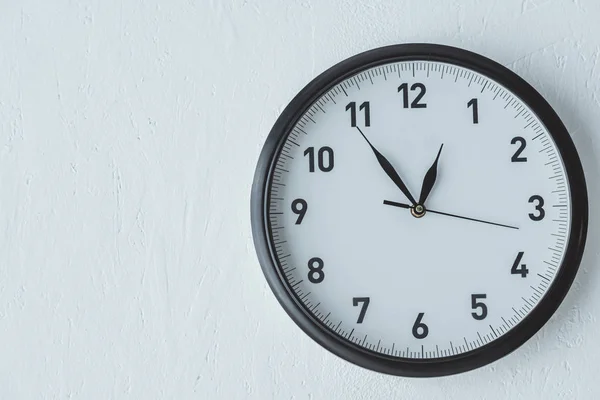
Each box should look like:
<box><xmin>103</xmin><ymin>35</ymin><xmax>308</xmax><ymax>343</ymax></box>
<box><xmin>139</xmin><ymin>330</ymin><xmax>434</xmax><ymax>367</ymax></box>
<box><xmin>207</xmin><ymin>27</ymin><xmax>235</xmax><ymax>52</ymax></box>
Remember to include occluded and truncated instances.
<box><xmin>0</xmin><ymin>1</ymin><xmax>599</xmax><ymax>398</ymax></box>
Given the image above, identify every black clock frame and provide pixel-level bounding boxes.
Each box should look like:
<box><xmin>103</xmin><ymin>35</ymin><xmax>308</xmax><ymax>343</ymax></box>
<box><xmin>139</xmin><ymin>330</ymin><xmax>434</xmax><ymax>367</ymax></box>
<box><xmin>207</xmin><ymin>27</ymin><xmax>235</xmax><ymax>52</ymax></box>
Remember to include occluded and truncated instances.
<box><xmin>250</xmin><ymin>43</ymin><xmax>588</xmax><ymax>377</ymax></box>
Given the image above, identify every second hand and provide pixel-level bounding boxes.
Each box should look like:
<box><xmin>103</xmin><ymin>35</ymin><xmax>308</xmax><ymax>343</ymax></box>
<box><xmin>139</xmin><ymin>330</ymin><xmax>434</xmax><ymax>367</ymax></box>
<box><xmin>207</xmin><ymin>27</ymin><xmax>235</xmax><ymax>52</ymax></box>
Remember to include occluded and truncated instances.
<box><xmin>383</xmin><ymin>200</ymin><xmax>519</xmax><ymax>230</ymax></box>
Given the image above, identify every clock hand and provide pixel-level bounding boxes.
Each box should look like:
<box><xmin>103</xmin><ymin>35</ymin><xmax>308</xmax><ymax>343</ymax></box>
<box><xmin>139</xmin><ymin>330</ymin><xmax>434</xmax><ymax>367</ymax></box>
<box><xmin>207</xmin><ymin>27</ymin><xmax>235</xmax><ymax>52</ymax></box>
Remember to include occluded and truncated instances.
<box><xmin>426</xmin><ymin>208</ymin><xmax>519</xmax><ymax>230</ymax></box>
<box><xmin>383</xmin><ymin>200</ymin><xmax>519</xmax><ymax>230</ymax></box>
<box><xmin>418</xmin><ymin>144</ymin><xmax>444</xmax><ymax>205</ymax></box>
<box><xmin>355</xmin><ymin>127</ymin><xmax>417</xmax><ymax>206</ymax></box>
<box><xmin>383</xmin><ymin>200</ymin><xmax>412</xmax><ymax>209</ymax></box>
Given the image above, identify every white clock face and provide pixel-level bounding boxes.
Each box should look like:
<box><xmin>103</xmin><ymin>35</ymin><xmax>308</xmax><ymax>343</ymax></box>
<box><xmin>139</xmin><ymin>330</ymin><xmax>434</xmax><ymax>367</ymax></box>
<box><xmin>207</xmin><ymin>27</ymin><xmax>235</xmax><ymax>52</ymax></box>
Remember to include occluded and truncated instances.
<box><xmin>266</xmin><ymin>60</ymin><xmax>572</xmax><ymax>359</ymax></box>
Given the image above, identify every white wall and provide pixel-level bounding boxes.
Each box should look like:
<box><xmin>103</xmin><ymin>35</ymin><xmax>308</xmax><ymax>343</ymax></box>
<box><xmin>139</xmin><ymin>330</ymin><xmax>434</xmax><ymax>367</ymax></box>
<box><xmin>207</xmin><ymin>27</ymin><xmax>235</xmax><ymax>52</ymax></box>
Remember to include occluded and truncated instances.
<box><xmin>0</xmin><ymin>0</ymin><xmax>599</xmax><ymax>398</ymax></box>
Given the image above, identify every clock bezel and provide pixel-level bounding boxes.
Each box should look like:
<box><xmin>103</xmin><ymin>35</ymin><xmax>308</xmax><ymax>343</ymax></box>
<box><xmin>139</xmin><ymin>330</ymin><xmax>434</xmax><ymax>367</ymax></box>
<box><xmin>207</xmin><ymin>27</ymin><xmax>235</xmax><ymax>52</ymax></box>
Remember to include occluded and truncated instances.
<box><xmin>250</xmin><ymin>43</ymin><xmax>588</xmax><ymax>377</ymax></box>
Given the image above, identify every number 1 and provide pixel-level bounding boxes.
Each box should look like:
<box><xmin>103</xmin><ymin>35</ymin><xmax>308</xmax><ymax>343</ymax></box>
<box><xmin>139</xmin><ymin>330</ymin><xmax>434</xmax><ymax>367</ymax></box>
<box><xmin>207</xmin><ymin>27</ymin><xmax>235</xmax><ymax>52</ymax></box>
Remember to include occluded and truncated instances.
<box><xmin>467</xmin><ymin>98</ymin><xmax>479</xmax><ymax>124</ymax></box>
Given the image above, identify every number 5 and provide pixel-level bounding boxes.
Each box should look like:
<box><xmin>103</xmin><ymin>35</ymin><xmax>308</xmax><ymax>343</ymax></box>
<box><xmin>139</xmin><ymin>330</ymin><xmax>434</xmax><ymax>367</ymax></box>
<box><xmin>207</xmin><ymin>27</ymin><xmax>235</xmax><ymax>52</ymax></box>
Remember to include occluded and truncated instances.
<box><xmin>471</xmin><ymin>294</ymin><xmax>488</xmax><ymax>320</ymax></box>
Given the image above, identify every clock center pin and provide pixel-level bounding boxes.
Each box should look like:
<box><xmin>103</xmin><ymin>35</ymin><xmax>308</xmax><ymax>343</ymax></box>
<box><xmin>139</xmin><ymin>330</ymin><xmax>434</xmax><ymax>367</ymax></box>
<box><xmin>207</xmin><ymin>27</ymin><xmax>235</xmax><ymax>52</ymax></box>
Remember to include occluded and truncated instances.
<box><xmin>411</xmin><ymin>204</ymin><xmax>426</xmax><ymax>218</ymax></box>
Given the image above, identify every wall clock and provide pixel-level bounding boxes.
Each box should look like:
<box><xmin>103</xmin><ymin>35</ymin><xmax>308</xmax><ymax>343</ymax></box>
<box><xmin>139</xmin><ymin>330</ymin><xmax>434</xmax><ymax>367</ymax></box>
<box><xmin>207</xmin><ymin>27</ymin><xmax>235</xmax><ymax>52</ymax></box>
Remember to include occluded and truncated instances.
<box><xmin>251</xmin><ymin>44</ymin><xmax>588</xmax><ymax>377</ymax></box>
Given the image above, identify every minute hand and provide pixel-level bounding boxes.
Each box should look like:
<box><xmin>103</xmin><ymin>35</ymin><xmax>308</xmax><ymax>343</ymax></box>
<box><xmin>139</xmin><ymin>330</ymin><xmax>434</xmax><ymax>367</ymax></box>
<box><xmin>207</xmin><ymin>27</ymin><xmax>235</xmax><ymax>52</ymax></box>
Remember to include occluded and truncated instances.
<box><xmin>356</xmin><ymin>127</ymin><xmax>417</xmax><ymax>205</ymax></box>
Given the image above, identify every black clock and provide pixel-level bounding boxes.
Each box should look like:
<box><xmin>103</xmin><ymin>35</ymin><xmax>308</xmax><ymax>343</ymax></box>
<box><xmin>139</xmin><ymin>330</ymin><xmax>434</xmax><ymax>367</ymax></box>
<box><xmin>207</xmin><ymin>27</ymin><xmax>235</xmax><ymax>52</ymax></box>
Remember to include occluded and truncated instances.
<box><xmin>251</xmin><ymin>44</ymin><xmax>588</xmax><ymax>376</ymax></box>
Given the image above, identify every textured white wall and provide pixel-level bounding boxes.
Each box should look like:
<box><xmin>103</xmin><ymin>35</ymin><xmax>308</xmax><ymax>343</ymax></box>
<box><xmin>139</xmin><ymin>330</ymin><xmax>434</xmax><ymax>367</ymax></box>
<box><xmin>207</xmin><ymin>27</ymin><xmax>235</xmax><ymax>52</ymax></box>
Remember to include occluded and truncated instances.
<box><xmin>0</xmin><ymin>0</ymin><xmax>599</xmax><ymax>398</ymax></box>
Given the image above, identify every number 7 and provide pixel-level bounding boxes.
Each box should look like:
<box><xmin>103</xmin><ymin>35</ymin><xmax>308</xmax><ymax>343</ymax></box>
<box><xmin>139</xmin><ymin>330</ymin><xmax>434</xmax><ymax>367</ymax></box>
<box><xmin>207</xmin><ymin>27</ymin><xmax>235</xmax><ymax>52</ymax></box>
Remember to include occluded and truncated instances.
<box><xmin>353</xmin><ymin>297</ymin><xmax>370</xmax><ymax>324</ymax></box>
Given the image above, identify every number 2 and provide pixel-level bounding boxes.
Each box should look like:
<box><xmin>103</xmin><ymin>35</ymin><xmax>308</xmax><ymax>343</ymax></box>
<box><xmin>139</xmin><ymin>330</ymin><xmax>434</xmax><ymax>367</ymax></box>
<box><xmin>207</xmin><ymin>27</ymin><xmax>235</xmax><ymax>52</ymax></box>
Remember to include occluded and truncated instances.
<box><xmin>511</xmin><ymin>137</ymin><xmax>527</xmax><ymax>162</ymax></box>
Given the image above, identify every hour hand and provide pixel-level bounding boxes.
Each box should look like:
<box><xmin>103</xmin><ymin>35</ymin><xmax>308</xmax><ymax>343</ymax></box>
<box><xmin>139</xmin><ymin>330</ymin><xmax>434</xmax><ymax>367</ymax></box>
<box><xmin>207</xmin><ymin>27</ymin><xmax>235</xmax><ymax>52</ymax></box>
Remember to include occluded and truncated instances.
<box><xmin>355</xmin><ymin>127</ymin><xmax>417</xmax><ymax>206</ymax></box>
<box><xmin>418</xmin><ymin>144</ymin><xmax>444</xmax><ymax>205</ymax></box>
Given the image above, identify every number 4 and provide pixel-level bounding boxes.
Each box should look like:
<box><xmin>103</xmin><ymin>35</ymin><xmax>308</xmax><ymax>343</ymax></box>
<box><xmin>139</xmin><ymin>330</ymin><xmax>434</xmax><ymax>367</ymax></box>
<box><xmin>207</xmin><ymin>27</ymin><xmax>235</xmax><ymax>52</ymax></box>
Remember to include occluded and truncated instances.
<box><xmin>511</xmin><ymin>251</ymin><xmax>529</xmax><ymax>278</ymax></box>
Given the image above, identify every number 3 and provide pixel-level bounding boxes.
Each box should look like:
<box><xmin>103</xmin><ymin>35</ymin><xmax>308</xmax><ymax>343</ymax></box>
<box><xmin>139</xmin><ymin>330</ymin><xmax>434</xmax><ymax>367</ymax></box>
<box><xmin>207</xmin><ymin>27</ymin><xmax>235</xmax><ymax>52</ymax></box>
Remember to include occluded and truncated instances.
<box><xmin>529</xmin><ymin>195</ymin><xmax>545</xmax><ymax>221</ymax></box>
